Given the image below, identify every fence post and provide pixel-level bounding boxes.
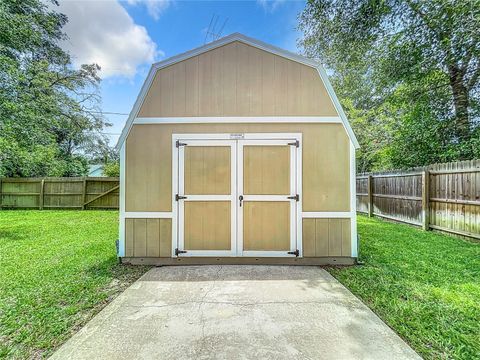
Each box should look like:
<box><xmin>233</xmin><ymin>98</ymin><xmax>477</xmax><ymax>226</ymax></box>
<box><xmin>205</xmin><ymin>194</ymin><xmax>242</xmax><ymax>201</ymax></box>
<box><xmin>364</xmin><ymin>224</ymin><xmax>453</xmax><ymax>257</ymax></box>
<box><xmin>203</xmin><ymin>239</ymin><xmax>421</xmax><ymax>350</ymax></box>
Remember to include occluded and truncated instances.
<box><xmin>422</xmin><ymin>169</ymin><xmax>430</xmax><ymax>230</ymax></box>
<box><xmin>82</xmin><ymin>177</ymin><xmax>87</xmax><ymax>210</ymax></box>
<box><xmin>367</xmin><ymin>175</ymin><xmax>373</xmax><ymax>217</ymax></box>
<box><xmin>39</xmin><ymin>179</ymin><xmax>45</xmax><ymax>210</ymax></box>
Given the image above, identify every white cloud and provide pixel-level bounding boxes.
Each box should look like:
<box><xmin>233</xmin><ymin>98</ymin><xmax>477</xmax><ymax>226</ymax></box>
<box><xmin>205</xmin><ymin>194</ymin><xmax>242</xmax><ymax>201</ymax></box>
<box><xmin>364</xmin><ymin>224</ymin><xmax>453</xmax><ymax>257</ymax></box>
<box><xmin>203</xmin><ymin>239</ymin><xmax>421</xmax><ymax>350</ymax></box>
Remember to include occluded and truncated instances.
<box><xmin>127</xmin><ymin>0</ymin><xmax>171</xmax><ymax>20</ymax></box>
<box><xmin>257</xmin><ymin>0</ymin><xmax>287</xmax><ymax>12</ymax></box>
<box><xmin>58</xmin><ymin>0</ymin><xmax>159</xmax><ymax>78</ymax></box>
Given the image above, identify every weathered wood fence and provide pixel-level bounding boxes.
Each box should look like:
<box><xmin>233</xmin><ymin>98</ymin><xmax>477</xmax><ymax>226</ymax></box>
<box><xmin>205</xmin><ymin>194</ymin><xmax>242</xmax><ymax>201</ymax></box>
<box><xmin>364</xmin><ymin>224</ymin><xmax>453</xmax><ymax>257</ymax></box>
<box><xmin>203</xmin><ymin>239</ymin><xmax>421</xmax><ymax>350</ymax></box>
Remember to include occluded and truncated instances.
<box><xmin>357</xmin><ymin>160</ymin><xmax>480</xmax><ymax>240</ymax></box>
<box><xmin>0</xmin><ymin>177</ymin><xmax>119</xmax><ymax>209</ymax></box>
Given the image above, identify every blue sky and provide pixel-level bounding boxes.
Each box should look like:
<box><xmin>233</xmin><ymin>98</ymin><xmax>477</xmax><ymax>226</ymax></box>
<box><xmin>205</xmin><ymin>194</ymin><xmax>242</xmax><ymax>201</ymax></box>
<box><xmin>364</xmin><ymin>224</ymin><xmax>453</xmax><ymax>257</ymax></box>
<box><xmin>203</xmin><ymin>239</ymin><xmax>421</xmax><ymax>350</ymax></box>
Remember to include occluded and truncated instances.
<box><xmin>59</xmin><ymin>0</ymin><xmax>307</xmax><ymax>145</ymax></box>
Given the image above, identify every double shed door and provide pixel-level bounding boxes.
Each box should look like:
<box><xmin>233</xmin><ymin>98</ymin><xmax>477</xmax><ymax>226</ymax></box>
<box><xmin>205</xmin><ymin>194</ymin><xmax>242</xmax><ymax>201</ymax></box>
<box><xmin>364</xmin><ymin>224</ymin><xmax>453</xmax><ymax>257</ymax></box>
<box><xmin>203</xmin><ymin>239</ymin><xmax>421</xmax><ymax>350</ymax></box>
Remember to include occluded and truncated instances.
<box><xmin>176</xmin><ymin>136</ymin><xmax>300</xmax><ymax>257</ymax></box>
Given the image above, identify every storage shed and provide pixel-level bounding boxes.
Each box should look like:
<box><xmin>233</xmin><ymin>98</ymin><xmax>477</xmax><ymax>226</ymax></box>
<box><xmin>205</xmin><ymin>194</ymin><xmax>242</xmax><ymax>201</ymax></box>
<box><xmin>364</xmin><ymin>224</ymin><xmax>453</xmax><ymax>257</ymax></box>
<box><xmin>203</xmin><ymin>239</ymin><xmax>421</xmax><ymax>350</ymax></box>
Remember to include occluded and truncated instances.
<box><xmin>117</xmin><ymin>33</ymin><xmax>360</xmax><ymax>265</ymax></box>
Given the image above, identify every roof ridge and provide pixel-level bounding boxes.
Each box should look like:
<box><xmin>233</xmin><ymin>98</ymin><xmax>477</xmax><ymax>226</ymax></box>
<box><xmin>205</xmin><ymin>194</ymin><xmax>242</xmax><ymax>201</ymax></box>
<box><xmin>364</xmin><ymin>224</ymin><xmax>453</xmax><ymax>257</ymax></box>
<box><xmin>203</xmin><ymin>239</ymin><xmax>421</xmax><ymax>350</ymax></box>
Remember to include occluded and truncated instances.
<box><xmin>151</xmin><ymin>32</ymin><xmax>320</xmax><ymax>70</ymax></box>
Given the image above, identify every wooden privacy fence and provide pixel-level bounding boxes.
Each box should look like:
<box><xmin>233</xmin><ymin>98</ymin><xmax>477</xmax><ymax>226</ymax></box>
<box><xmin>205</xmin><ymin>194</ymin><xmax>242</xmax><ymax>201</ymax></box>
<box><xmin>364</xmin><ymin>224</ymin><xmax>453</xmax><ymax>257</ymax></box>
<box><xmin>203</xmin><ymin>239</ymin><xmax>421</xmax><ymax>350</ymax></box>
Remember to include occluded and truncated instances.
<box><xmin>357</xmin><ymin>159</ymin><xmax>480</xmax><ymax>240</ymax></box>
<box><xmin>0</xmin><ymin>177</ymin><xmax>119</xmax><ymax>210</ymax></box>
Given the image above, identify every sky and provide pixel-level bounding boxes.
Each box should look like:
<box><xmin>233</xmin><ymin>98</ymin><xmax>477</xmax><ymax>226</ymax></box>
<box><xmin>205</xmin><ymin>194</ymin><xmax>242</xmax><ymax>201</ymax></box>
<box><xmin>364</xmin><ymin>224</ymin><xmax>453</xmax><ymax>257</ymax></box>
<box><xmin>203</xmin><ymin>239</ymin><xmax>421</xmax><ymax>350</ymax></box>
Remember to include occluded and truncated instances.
<box><xmin>56</xmin><ymin>0</ymin><xmax>307</xmax><ymax>146</ymax></box>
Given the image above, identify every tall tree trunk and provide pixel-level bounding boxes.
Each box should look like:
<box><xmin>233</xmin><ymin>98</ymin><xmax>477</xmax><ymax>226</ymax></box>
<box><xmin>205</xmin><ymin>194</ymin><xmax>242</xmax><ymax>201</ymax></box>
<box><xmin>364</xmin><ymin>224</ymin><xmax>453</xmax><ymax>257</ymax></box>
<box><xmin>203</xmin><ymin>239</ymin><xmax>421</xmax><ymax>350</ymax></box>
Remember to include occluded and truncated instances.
<box><xmin>448</xmin><ymin>64</ymin><xmax>470</xmax><ymax>140</ymax></box>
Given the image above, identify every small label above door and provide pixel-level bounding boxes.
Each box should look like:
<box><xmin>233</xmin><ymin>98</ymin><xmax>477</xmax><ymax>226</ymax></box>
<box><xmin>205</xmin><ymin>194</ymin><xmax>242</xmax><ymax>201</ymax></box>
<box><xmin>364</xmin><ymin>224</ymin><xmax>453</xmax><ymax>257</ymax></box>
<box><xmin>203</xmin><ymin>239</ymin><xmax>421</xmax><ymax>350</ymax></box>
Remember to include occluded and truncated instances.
<box><xmin>230</xmin><ymin>133</ymin><xmax>245</xmax><ymax>139</ymax></box>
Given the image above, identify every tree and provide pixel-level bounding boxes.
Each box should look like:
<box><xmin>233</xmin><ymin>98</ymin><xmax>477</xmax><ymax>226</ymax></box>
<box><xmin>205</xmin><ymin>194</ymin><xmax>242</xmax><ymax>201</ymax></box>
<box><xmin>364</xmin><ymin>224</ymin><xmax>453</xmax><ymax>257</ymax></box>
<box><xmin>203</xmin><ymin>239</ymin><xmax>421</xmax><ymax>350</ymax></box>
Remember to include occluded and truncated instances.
<box><xmin>103</xmin><ymin>161</ymin><xmax>120</xmax><ymax>177</ymax></box>
<box><xmin>299</xmin><ymin>0</ymin><xmax>480</xmax><ymax>171</ymax></box>
<box><xmin>0</xmin><ymin>0</ymin><xmax>112</xmax><ymax>177</ymax></box>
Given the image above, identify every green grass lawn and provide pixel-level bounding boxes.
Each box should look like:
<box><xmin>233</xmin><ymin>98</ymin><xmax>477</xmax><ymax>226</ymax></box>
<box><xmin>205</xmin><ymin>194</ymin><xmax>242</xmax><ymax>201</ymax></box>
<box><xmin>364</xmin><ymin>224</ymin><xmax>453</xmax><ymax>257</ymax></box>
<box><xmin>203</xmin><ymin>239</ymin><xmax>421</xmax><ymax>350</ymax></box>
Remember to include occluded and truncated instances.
<box><xmin>1</xmin><ymin>211</ymin><xmax>479</xmax><ymax>359</ymax></box>
<box><xmin>328</xmin><ymin>215</ymin><xmax>480</xmax><ymax>360</ymax></box>
<box><xmin>0</xmin><ymin>211</ymin><xmax>150</xmax><ymax>359</ymax></box>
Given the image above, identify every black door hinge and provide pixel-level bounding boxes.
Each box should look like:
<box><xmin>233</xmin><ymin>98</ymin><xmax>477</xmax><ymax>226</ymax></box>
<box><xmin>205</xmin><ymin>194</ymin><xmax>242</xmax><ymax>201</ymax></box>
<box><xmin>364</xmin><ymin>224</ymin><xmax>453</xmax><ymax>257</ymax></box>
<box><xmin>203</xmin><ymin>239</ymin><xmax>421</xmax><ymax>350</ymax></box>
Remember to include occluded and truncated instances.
<box><xmin>175</xmin><ymin>194</ymin><xmax>187</xmax><ymax>201</ymax></box>
<box><xmin>176</xmin><ymin>140</ymin><xmax>187</xmax><ymax>148</ymax></box>
<box><xmin>288</xmin><ymin>140</ymin><xmax>299</xmax><ymax>147</ymax></box>
<box><xmin>288</xmin><ymin>249</ymin><xmax>300</xmax><ymax>257</ymax></box>
<box><xmin>287</xmin><ymin>194</ymin><xmax>300</xmax><ymax>201</ymax></box>
<box><xmin>175</xmin><ymin>248</ymin><xmax>187</xmax><ymax>256</ymax></box>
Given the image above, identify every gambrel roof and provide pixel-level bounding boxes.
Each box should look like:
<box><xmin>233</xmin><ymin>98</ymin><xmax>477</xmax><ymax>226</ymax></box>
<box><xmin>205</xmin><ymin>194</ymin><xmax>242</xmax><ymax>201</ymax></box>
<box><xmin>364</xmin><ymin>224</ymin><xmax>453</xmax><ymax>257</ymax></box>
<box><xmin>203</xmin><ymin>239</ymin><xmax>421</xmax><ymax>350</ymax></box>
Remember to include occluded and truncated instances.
<box><xmin>116</xmin><ymin>33</ymin><xmax>359</xmax><ymax>149</ymax></box>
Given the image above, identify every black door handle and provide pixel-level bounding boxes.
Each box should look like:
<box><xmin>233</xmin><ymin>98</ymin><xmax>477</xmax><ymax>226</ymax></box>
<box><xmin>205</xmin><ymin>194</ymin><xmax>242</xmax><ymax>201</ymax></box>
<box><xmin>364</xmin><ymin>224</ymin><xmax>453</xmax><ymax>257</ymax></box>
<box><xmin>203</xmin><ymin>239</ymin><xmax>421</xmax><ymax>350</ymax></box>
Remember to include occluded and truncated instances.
<box><xmin>239</xmin><ymin>195</ymin><xmax>244</xmax><ymax>207</ymax></box>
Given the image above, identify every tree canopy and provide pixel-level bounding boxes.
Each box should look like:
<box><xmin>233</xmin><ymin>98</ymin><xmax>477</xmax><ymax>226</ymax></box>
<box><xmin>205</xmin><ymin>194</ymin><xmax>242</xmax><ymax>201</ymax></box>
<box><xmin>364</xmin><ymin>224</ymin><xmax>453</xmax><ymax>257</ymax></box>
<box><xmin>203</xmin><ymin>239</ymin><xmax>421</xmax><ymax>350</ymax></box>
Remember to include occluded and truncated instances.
<box><xmin>299</xmin><ymin>0</ymin><xmax>480</xmax><ymax>172</ymax></box>
<box><xmin>0</xmin><ymin>0</ymin><xmax>112</xmax><ymax>177</ymax></box>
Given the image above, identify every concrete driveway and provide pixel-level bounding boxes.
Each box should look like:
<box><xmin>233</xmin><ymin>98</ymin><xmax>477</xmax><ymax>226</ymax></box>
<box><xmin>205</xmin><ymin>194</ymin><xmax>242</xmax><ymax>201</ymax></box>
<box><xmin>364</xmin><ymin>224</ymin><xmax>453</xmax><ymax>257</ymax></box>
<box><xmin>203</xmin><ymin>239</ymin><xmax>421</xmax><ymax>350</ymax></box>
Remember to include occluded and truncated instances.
<box><xmin>51</xmin><ymin>266</ymin><xmax>420</xmax><ymax>360</ymax></box>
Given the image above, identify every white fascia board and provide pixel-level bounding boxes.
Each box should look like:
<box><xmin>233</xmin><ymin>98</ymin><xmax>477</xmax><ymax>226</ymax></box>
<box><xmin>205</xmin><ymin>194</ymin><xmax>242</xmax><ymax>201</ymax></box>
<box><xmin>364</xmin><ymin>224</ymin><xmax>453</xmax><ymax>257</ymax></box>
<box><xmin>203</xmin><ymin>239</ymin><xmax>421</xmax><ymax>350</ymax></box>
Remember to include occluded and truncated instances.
<box><xmin>134</xmin><ymin>116</ymin><xmax>342</xmax><ymax>124</ymax></box>
<box><xmin>315</xmin><ymin>66</ymin><xmax>360</xmax><ymax>149</ymax></box>
<box><xmin>116</xmin><ymin>64</ymin><xmax>156</xmax><ymax>150</ymax></box>
<box><xmin>116</xmin><ymin>32</ymin><xmax>360</xmax><ymax>150</ymax></box>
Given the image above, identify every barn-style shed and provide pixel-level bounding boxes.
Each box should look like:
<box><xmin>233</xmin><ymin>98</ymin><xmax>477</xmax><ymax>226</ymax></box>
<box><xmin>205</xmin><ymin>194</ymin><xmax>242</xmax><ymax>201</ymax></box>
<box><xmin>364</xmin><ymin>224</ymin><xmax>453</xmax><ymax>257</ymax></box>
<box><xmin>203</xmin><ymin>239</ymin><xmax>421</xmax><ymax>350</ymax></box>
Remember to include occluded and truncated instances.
<box><xmin>117</xmin><ymin>33</ymin><xmax>359</xmax><ymax>265</ymax></box>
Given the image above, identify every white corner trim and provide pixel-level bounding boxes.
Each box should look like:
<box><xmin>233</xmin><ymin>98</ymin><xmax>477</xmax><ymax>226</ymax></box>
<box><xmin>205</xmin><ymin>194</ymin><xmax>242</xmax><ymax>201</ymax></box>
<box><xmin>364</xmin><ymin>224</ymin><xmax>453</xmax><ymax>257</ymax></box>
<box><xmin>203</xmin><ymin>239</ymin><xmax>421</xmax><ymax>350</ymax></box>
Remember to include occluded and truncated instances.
<box><xmin>118</xmin><ymin>143</ymin><xmax>126</xmax><ymax>257</ymax></box>
<box><xmin>350</xmin><ymin>142</ymin><xmax>358</xmax><ymax>257</ymax></box>
<box><xmin>134</xmin><ymin>116</ymin><xmax>342</xmax><ymax>124</ymax></box>
<box><xmin>116</xmin><ymin>32</ymin><xmax>360</xmax><ymax>150</ymax></box>
<box><xmin>302</xmin><ymin>212</ymin><xmax>352</xmax><ymax>218</ymax></box>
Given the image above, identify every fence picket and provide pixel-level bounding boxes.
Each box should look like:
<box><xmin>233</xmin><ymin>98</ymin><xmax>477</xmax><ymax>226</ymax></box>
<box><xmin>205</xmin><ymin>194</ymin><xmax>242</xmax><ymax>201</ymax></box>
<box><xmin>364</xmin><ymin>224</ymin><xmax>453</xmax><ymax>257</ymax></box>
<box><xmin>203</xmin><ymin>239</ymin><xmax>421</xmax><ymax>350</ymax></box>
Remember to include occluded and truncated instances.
<box><xmin>0</xmin><ymin>177</ymin><xmax>119</xmax><ymax>210</ymax></box>
<box><xmin>357</xmin><ymin>160</ymin><xmax>480</xmax><ymax>241</ymax></box>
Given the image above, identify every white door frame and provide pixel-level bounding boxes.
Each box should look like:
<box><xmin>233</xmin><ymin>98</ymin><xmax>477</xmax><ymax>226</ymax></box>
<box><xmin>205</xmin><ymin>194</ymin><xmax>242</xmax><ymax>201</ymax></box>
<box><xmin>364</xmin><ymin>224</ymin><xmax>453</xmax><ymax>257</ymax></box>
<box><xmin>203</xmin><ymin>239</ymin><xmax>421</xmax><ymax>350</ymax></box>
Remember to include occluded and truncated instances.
<box><xmin>172</xmin><ymin>133</ymin><xmax>303</xmax><ymax>257</ymax></box>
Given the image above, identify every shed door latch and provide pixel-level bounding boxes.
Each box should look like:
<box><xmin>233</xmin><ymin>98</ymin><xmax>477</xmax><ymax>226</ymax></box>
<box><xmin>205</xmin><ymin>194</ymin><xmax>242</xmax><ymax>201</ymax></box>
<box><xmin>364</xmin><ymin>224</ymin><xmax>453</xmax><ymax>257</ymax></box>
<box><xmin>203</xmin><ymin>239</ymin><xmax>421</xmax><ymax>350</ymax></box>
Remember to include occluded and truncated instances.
<box><xmin>175</xmin><ymin>248</ymin><xmax>187</xmax><ymax>256</ymax></box>
<box><xmin>175</xmin><ymin>194</ymin><xmax>187</xmax><ymax>201</ymax></box>
<box><xmin>288</xmin><ymin>140</ymin><xmax>299</xmax><ymax>148</ymax></box>
<box><xmin>176</xmin><ymin>140</ymin><xmax>187</xmax><ymax>148</ymax></box>
<box><xmin>288</xmin><ymin>249</ymin><xmax>300</xmax><ymax>257</ymax></box>
<box><xmin>287</xmin><ymin>194</ymin><xmax>299</xmax><ymax>201</ymax></box>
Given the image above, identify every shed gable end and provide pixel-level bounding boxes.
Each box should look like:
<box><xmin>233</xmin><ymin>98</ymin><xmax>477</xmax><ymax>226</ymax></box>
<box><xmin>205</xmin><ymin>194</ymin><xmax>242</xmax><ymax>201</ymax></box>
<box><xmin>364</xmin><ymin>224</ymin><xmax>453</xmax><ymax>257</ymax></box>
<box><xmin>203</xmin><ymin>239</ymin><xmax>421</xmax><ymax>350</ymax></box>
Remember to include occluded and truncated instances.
<box><xmin>138</xmin><ymin>41</ymin><xmax>338</xmax><ymax>117</ymax></box>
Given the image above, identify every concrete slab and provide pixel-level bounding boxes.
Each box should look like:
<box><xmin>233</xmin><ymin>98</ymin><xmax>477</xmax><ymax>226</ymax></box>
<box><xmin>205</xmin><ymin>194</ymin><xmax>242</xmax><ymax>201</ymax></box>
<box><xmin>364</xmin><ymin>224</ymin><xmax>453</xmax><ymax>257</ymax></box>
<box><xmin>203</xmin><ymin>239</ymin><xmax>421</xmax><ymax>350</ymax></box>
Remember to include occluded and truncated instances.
<box><xmin>51</xmin><ymin>266</ymin><xmax>420</xmax><ymax>360</ymax></box>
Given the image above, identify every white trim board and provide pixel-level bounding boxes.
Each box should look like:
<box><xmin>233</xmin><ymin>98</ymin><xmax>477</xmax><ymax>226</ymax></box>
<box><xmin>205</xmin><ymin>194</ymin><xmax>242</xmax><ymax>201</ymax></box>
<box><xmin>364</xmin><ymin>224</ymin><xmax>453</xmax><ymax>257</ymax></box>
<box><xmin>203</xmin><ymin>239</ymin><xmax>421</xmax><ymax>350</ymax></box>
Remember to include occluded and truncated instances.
<box><xmin>134</xmin><ymin>116</ymin><xmax>343</xmax><ymax>124</ymax></box>
<box><xmin>115</xmin><ymin>33</ymin><xmax>360</xmax><ymax>150</ymax></box>
<box><xmin>118</xmin><ymin>143</ymin><xmax>126</xmax><ymax>257</ymax></box>
<box><xmin>173</xmin><ymin>133</ymin><xmax>302</xmax><ymax>140</ymax></box>
<box><xmin>350</xmin><ymin>142</ymin><xmax>358</xmax><ymax>258</ymax></box>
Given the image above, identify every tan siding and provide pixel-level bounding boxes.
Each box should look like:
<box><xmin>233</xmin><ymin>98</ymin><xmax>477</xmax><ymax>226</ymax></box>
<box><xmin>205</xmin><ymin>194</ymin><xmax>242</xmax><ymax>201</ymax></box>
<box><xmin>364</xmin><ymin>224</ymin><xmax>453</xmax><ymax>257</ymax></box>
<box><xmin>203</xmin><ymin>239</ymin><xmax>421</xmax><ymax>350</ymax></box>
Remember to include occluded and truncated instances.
<box><xmin>125</xmin><ymin>123</ymin><xmax>350</xmax><ymax>212</ymax></box>
<box><xmin>137</xmin><ymin>41</ymin><xmax>338</xmax><ymax>117</ymax></box>
<box><xmin>172</xmin><ymin>62</ymin><xmax>186</xmax><ymax>115</ymax></box>
<box><xmin>244</xmin><ymin>145</ymin><xmax>290</xmax><ymax>195</ymax></box>
<box><xmin>261</xmin><ymin>51</ymin><xmax>275</xmax><ymax>114</ymax></box>
<box><xmin>236</xmin><ymin>42</ymin><xmax>250</xmax><ymax>116</ymax></box>
<box><xmin>222</xmin><ymin>43</ymin><xmax>237</xmax><ymax>116</ymax></box>
<box><xmin>125</xmin><ymin>219</ymin><xmax>134</xmax><ymax>257</ymax></box>
<box><xmin>133</xmin><ymin>219</ymin><xmax>147</xmax><ymax>257</ymax></box>
<box><xmin>243</xmin><ymin>201</ymin><xmax>290</xmax><ymax>251</ymax></box>
<box><xmin>184</xmin><ymin>201</ymin><xmax>231</xmax><ymax>250</ymax></box>
<box><xmin>274</xmin><ymin>56</ymin><xmax>289</xmax><ymax>115</ymax></box>
<box><xmin>184</xmin><ymin>57</ymin><xmax>199</xmax><ymax>116</ymax></box>
<box><xmin>159</xmin><ymin>219</ymin><xmax>172</xmax><ymax>257</ymax></box>
<box><xmin>125</xmin><ymin>218</ymin><xmax>172</xmax><ymax>257</ymax></box>
<box><xmin>184</xmin><ymin>146</ymin><xmax>231</xmax><ymax>195</ymax></box>
<box><xmin>302</xmin><ymin>218</ymin><xmax>351</xmax><ymax>257</ymax></box>
<box><xmin>302</xmin><ymin>219</ymin><xmax>316</xmax><ymax>257</ymax></box>
<box><xmin>302</xmin><ymin>123</ymin><xmax>350</xmax><ymax>211</ymax></box>
<box><xmin>315</xmin><ymin>219</ymin><xmax>329</xmax><ymax>256</ymax></box>
<box><xmin>125</xmin><ymin>125</ymin><xmax>171</xmax><ymax>212</ymax></box>
<box><xmin>146</xmin><ymin>219</ymin><xmax>160</xmax><ymax>257</ymax></box>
